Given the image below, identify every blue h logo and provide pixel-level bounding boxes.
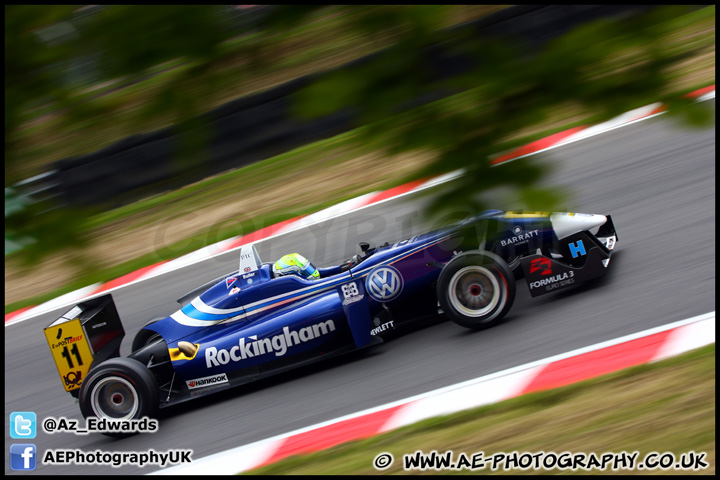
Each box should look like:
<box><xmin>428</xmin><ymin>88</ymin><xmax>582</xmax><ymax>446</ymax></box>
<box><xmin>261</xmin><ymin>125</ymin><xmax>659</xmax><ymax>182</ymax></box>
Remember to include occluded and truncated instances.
<box><xmin>569</xmin><ymin>240</ymin><xmax>586</xmax><ymax>258</ymax></box>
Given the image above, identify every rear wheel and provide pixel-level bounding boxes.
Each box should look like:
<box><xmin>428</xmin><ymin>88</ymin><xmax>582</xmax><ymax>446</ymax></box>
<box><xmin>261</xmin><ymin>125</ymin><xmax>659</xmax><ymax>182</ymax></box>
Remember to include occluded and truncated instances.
<box><xmin>78</xmin><ymin>357</ymin><xmax>159</xmax><ymax>437</ymax></box>
<box><xmin>437</xmin><ymin>251</ymin><xmax>515</xmax><ymax>330</ymax></box>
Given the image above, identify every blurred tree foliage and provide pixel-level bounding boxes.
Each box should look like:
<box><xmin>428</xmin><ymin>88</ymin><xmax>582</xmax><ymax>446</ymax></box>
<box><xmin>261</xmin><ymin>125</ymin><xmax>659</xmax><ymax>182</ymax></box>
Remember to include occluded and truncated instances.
<box><xmin>5</xmin><ymin>5</ymin><xmax>261</xmax><ymax>265</ymax></box>
<box><xmin>4</xmin><ymin>5</ymin><xmax>713</xmax><ymax>266</ymax></box>
<box><xmin>294</xmin><ymin>5</ymin><xmax>712</xmax><ymax>216</ymax></box>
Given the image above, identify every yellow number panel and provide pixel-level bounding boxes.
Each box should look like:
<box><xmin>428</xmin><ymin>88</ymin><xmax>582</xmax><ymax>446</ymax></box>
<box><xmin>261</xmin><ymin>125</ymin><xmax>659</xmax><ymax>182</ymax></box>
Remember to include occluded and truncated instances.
<box><xmin>44</xmin><ymin>319</ymin><xmax>94</xmax><ymax>392</ymax></box>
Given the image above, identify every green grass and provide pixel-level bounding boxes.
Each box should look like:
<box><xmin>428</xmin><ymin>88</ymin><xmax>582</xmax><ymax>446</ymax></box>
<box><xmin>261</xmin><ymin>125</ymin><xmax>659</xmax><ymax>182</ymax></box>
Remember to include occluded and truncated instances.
<box><xmin>248</xmin><ymin>344</ymin><xmax>715</xmax><ymax>475</ymax></box>
<box><xmin>9</xmin><ymin>6</ymin><xmax>506</xmax><ymax>184</ymax></box>
<box><xmin>9</xmin><ymin>4</ymin><xmax>712</xmax><ymax>179</ymax></box>
<box><xmin>85</xmin><ymin>128</ymin><xmax>372</xmax><ymax>229</ymax></box>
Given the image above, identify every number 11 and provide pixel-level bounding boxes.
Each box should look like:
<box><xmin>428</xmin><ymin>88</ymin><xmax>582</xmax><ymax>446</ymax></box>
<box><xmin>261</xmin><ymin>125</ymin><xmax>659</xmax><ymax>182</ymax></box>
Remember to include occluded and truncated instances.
<box><xmin>61</xmin><ymin>343</ymin><xmax>84</xmax><ymax>368</ymax></box>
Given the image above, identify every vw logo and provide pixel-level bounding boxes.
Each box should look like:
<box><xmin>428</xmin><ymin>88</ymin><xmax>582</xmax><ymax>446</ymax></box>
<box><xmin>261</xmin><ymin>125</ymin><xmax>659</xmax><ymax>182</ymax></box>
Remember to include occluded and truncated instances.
<box><xmin>366</xmin><ymin>266</ymin><xmax>403</xmax><ymax>302</ymax></box>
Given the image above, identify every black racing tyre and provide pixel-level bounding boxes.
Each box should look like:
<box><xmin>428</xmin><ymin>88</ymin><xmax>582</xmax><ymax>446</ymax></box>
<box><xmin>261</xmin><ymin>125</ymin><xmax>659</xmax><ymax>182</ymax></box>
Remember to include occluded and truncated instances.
<box><xmin>78</xmin><ymin>357</ymin><xmax>159</xmax><ymax>436</ymax></box>
<box><xmin>437</xmin><ymin>251</ymin><xmax>516</xmax><ymax>330</ymax></box>
<box><xmin>131</xmin><ymin>318</ymin><xmax>164</xmax><ymax>352</ymax></box>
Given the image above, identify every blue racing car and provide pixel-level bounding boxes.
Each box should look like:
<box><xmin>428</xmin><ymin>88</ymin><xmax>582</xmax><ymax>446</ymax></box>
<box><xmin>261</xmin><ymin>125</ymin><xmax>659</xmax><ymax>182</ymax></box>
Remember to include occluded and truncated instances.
<box><xmin>44</xmin><ymin>210</ymin><xmax>617</xmax><ymax>433</ymax></box>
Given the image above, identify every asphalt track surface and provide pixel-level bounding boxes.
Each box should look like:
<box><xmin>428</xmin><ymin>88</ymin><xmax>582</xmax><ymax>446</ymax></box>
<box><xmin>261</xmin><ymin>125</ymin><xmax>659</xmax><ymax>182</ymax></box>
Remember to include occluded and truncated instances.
<box><xmin>4</xmin><ymin>100</ymin><xmax>715</xmax><ymax>475</ymax></box>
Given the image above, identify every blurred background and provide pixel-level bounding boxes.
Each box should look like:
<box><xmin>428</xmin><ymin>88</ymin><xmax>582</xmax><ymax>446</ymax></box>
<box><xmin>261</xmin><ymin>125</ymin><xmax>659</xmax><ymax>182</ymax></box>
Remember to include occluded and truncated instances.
<box><xmin>3</xmin><ymin>6</ymin><xmax>715</xmax><ymax>476</ymax></box>
<box><xmin>4</xmin><ymin>5</ymin><xmax>714</xmax><ymax>311</ymax></box>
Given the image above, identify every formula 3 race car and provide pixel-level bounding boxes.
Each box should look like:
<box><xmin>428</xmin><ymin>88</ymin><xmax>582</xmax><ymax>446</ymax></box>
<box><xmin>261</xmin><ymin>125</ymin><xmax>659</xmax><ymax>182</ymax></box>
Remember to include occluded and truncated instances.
<box><xmin>44</xmin><ymin>210</ymin><xmax>617</xmax><ymax>434</ymax></box>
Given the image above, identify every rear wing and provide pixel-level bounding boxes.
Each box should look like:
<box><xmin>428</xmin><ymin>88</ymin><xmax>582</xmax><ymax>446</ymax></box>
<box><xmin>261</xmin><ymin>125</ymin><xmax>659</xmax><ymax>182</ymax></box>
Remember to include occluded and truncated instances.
<box><xmin>44</xmin><ymin>294</ymin><xmax>125</xmax><ymax>397</ymax></box>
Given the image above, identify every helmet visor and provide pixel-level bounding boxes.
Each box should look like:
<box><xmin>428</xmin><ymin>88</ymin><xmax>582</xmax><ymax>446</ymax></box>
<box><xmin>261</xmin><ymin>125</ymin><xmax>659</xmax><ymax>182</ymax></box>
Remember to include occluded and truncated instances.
<box><xmin>300</xmin><ymin>260</ymin><xmax>319</xmax><ymax>279</ymax></box>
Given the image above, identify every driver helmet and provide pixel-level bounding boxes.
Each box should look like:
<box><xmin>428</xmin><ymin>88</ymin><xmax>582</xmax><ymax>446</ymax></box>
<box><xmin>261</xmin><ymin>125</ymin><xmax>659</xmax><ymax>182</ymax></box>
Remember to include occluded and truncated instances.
<box><xmin>273</xmin><ymin>253</ymin><xmax>319</xmax><ymax>279</ymax></box>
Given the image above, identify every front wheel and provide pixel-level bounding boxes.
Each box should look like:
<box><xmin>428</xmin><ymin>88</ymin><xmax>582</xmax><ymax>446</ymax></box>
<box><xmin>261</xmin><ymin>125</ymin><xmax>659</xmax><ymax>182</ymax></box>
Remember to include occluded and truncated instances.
<box><xmin>437</xmin><ymin>251</ymin><xmax>516</xmax><ymax>330</ymax></box>
<box><xmin>78</xmin><ymin>357</ymin><xmax>159</xmax><ymax>437</ymax></box>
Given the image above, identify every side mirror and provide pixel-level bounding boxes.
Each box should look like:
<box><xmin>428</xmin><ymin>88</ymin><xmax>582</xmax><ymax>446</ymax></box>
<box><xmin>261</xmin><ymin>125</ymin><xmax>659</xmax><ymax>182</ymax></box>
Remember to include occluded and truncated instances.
<box><xmin>359</xmin><ymin>242</ymin><xmax>370</xmax><ymax>253</ymax></box>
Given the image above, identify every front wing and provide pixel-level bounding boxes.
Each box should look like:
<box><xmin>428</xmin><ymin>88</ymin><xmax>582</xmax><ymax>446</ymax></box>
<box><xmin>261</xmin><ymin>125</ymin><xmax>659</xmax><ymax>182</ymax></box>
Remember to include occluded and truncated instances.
<box><xmin>520</xmin><ymin>215</ymin><xmax>617</xmax><ymax>297</ymax></box>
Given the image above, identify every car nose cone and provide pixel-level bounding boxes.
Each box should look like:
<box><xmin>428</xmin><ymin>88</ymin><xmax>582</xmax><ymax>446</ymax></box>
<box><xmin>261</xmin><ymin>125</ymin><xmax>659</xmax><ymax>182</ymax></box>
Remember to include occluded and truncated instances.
<box><xmin>550</xmin><ymin>213</ymin><xmax>607</xmax><ymax>240</ymax></box>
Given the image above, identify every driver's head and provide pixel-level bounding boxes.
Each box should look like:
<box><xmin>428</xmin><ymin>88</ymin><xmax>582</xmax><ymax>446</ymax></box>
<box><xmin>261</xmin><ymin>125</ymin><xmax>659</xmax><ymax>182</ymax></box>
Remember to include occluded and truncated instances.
<box><xmin>273</xmin><ymin>253</ymin><xmax>319</xmax><ymax>279</ymax></box>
